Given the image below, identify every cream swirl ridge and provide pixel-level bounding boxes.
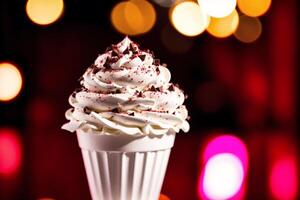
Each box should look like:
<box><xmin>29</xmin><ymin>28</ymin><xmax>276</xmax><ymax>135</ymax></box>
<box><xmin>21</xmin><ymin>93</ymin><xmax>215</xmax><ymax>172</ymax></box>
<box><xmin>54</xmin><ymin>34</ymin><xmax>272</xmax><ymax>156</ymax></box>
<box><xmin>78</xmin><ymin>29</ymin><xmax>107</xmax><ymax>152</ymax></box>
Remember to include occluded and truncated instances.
<box><xmin>62</xmin><ymin>37</ymin><xmax>190</xmax><ymax>136</ymax></box>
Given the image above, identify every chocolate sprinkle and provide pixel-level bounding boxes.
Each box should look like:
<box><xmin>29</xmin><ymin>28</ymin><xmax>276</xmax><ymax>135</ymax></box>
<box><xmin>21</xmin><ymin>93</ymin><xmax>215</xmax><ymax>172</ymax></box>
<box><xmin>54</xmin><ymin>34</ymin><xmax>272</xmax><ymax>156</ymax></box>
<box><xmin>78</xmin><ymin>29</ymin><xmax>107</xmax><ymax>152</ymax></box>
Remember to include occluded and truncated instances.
<box><xmin>111</xmin><ymin>108</ymin><xmax>119</xmax><ymax>113</ymax></box>
<box><xmin>129</xmin><ymin>112</ymin><xmax>135</xmax><ymax>116</ymax></box>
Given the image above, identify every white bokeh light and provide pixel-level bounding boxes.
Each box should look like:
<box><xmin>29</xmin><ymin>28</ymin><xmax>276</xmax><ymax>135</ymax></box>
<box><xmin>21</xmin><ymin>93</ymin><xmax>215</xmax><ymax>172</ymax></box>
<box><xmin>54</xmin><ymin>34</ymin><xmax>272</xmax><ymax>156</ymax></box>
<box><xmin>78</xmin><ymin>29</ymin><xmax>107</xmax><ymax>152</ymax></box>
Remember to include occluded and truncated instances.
<box><xmin>171</xmin><ymin>1</ymin><xmax>210</xmax><ymax>37</ymax></box>
<box><xmin>203</xmin><ymin>153</ymin><xmax>244</xmax><ymax>200</ymax></box>
<box><xmin>198</xmin><ymin>0</ymin><xmax>237</xmax><ymax>18</ymax></box>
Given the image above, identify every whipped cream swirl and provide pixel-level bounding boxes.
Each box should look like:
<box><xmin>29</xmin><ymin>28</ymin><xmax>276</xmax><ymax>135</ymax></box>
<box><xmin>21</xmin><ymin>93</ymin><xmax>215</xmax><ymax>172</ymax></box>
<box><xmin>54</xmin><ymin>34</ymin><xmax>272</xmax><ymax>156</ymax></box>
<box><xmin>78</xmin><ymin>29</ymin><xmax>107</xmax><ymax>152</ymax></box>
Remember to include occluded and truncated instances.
<box><xmin>62</xmin><ymin>37</ymin><xmax>189</xmax><ymax>136</ymax></box>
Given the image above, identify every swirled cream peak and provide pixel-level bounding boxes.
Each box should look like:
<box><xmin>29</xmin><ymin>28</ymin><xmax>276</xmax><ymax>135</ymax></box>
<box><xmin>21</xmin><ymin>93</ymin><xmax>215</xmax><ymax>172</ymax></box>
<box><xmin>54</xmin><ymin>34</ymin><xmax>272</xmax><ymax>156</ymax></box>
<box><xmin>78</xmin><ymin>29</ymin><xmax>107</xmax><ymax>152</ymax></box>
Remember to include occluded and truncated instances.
<box><xmin>62</xmin><ymin>37</ymin><xmax>190</xmax><ymax>136</ymax></box>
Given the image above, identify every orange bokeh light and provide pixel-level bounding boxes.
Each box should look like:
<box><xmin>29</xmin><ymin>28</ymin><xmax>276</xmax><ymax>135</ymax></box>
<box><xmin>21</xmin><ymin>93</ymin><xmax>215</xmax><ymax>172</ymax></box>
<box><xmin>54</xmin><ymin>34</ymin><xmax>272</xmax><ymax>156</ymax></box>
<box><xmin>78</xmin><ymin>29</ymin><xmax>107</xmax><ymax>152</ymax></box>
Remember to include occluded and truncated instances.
<box><xmin>159</xmin><ymin>194</ymin><xmax>171</xmax><ymax>200</ymax></box>
<box><xmin>26</xmin><ymin>0</ymin><xmax>64</xmax><ymax>25</ymax></box>
<box><xmin>234</xmin><ymin>15</ymin><xmax>262</xmax><ymax>43</ymax></box>
<box><xmin>238</xmin><ymin>0</ymin><xmax>272</xmax><ymax>17</ymax></box>
<box><xmin>207</xmin><ymin>9</ymin><xmax>239</xmax><ymax>38</ymax></box>
<box><xmin>0</xmin><ymin>62</ymin><xmax>23</xmax><ymax>102</ymax></box>
<box><xmin>111</xmin><ymin>0</ymin><xmax>156</xmax><ymax>36</ymax></box>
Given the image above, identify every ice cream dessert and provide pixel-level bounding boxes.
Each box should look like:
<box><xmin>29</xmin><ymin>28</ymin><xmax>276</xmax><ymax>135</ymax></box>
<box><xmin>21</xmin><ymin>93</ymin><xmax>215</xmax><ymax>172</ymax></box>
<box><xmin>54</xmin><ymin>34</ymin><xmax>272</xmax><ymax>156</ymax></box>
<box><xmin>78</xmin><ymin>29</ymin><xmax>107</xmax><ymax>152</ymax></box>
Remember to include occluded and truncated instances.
<box><xmin>62</xmin><ymin>37</ymin><xmax>189</xmax><ymax>136</ymax></box>
<box><xmin>62</xmin><ymin>37</ymin><xmax>189</xmax><ymax>200</ymax></box>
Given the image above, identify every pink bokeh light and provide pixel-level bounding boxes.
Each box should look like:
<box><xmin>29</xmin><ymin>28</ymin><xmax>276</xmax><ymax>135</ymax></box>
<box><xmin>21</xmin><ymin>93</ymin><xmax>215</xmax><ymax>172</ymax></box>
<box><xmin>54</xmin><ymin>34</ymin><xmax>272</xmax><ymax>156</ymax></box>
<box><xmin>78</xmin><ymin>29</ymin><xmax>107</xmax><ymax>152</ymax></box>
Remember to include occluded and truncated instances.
<box><xmin>0</xmin><ymin>128</ymin><xmax>22</xmax><ymax>175</ymax></box>
<box><xmin>198</xmin><ymin>134</ymin><xmax>249</xmax><ymax>200</ymax></box>
<box><xmin>269</xmin><ymin>158</ymin><xmax>298</xmax><ymax>200</ymax></box>
<box><xmin>202</xmin><ymin>135</ymin><xmax>249</xmax><ymax>172</ymax></box>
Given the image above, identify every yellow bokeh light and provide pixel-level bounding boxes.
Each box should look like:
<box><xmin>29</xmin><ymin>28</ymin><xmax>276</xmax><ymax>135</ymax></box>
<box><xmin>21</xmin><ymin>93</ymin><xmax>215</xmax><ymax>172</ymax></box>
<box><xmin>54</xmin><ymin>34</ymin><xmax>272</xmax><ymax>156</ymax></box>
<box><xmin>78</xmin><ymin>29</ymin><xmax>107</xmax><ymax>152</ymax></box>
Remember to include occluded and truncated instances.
<box><xmin>171</xmin><ymin>1</ymin><xmax>210</xmax><ymax>37</ymax></box>
<box><xmin>234</xmin><ymin>15</ymin><xmax>262</xmax><ymax>43</ymax></box>
<box><xmin>111</xmin><ymin>0</ymin><xmax>156</xmax><ymax>36</ymax></box>
<box><xmin>0</xmin><ymin>62</ymin><xmax>23</xmax><ymax>102</ymax></box>
<box><xmin>238</xmin><ymin>0</ymin><xmax>271</xmax><ymax>17</ymax></box>
<box><xmin>207</xmin><ymin>9</ymin><xmax>239</xmax><ymax>38</ymax></box>
<box><xmin>26</xmin><ymin>0</ymin><xmax>64</xmax><ymax>25</ymax></box>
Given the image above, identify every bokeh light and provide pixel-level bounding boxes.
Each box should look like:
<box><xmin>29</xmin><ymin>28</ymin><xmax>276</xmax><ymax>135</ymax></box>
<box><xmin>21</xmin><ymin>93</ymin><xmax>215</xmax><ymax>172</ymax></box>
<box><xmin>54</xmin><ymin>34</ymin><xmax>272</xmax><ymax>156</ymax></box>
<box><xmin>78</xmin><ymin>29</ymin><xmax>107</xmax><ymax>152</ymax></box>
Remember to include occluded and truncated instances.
<box><xmin>0</xmin><ymin>62</ymin><xmax>23</xmax><ymax>102</ymax></box>
<box><xmin>161</xmin><ymin>25</ymin><xmax>193</xmax><ymax>54</ymax></box>
<box><xmin>0</xmin><ymin>128</ymin><xmax>22</xmax><ymax>175</ymax></box>
<box><xmin>234</xmin><ymin>15</ymin><xmax>262</xmax><ymax>43</ymax></box>
<box><xmin>207</xmin><ymin>9</ymin><xmax>239</xmax><ymax>38</ymax></box>
<box><xmin>198</xmin><ymin>0</ymin><xmax>237</xmax><ymax>18</ymax></box>
<box><xmin>269</xmin><ymin>158</ymin><xmax>298</xmax><ymax>200</ymax></box>
<box><xmin>159</xmin><ymin>194</ymin><xmax>171</xmax><ymax>200</ymax></box>
<box><xmin>202</xmin><ymin>153</ymin><xmax>244</xmax><ymax>200</ymax></box>
<box><xmin>199</xmin><ymin>134</ymin><xmax>248</xmax><ymax>200</ymax></box>
<box><xmin>111</xmin><ymin>0</ymin><xmax>156</xmax><ymax>36</ymax></box>
<box><xmin>202</xmin><ymin>135</ymin><xmax>249</xmax><ymax>173</ymax></box>
<box><xmin>238</xmin><ymin>0</ymin><xmax>272</xmax><ymax>17</ymax></box>
<box><xmin>170</xmin><ymin>1</ymin><xmax>209</xmax><ymax>37</ymax></box>
<box><xmin>26</xmin><ymin>0</ymin><xmax>64</xmax><ymax>26</ymax></box>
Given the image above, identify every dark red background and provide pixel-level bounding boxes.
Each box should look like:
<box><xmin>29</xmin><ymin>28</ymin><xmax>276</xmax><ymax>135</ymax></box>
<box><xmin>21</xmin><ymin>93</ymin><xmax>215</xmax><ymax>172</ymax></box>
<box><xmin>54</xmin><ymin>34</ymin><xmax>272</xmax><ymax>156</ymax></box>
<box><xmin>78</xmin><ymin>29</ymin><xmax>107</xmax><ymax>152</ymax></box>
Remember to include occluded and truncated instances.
<box><xmin>0</xmin><ymin>0</ymin><xmax>298</xmax><ymax>199</ymax></box>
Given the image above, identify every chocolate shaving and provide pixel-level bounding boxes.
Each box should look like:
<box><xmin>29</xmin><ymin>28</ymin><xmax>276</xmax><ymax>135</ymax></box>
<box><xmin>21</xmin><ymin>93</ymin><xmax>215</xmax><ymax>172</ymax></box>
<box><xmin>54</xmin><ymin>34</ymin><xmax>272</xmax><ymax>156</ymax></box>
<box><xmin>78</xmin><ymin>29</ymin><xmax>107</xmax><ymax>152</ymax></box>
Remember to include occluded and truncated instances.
<box><xmin>84</xmin><ymin>107</ymin><xmax>91</xmax><ymax>114</ymax></box>
<box><xmin>168</xmin><ymin>84</ymin><xmax>175</xmax><ymax>91</ymax></box>
<box><xmin>129</xmin><ymin>43</ymin><xmax>137</xmax><ymax>53</ymax></box>
<box><xmin>137</xmin><ymin>91</ymin><xmax>144</xmax><ymax>97</ymax></box>
<box><xmin>123</xmin><ymin>48</ymin><xmax>130</xmax><ymax>55</ymax></box>
<box><xmin>138</xmin><ymin>54</ymin><xmax>146</xmax><ymax>61</ymax></box>
<box><xmin>156</xmin><ymin>67</ymin><xmax>160</xmax><ymax>75</ymax></box>
<box><xmin>111</xmin><ymin>50</ymin><xmax>119</xmax><ymax>57</ymax></box>
<box><xmin>111</xmin><ymin>108</ymin><xmax>119</xmax><ymax>113</ymax></box>
<box><xmin>92</xmin><ymin>67</ymin><xmax>100</xmax><ymax>74</ymax></box>
<box><xmin>150</xmin><ymin>85</ymin><xmax>156</xmax><ymax>91</ymax></box>
<box><xmin>129</xmin><ymin>112</ymin><xmax>135</xmax><ymax>116</ymax></box>
<box><xmin>103</xmin><ymin>58</ymin><xmax>111</xmax><ymax>69</ymax></box>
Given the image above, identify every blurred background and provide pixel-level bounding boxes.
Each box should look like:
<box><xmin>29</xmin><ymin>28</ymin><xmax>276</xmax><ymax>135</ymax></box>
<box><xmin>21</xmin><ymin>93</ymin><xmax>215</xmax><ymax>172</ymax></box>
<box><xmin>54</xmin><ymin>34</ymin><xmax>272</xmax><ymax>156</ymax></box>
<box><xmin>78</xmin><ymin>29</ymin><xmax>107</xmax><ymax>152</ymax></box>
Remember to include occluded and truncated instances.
<box><xmin>0</xmin><ymin>0</ymin><xmax>298</xmax><ymax>199</ymax></box>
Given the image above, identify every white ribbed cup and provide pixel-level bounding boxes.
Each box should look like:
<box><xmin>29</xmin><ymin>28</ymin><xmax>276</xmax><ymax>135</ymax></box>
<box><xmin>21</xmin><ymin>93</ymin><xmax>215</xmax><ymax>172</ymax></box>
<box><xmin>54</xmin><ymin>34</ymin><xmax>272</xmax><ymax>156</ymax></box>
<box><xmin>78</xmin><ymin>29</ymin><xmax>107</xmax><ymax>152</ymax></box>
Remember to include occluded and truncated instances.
<box><xmin>77</xmin><ymin>130</ymin><xmax>175</xmax><ymax>200</ymax></box>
